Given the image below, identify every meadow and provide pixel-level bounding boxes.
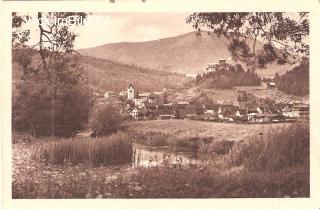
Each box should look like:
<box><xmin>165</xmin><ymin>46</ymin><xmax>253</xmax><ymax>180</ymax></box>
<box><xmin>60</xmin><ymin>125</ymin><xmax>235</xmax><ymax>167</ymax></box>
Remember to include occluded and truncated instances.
<box><xmin>12</xmin><ymin>120</ymin><xmax>309</xmax><ymax>198</ymax></box>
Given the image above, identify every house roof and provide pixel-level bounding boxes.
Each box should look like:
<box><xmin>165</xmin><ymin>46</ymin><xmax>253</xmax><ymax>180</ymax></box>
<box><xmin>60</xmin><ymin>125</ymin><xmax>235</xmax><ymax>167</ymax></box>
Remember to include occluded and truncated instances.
<box><xmin>237</xmin><ymin>108</ymin><xmax>246</xmax><ymax>115</ymax></box>
<box><xmin>143</xmin><ymin>102</ymin><xmax>158</xmax><ymax>109</ymax></box>
<box><xmin>149</xmin><ymin>92</ymin><xmax>158</xmax><ymax>98</ymax></box>
<box><xmin>204</xmin><ymin>104</ymin><xmax>220</xmax><ymax>111</ymax></box>
<box><xmin>247</xmin><ymin>110</ymin><xmax>259</xmax><ymax>114</ymax></box>
<box><xmin>157</xmin><ymin>109</ymin><xmax>175</xmax><ymax>116</ymax></box>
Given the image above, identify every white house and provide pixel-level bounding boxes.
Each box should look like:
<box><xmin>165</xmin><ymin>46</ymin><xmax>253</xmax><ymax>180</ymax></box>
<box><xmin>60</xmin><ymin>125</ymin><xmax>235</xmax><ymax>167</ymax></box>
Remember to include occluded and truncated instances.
<box><xmin>119</xmin><ymin>91</ymin><xmax>127</xmax><ymax>97</ymax></box>
<box><xmin>282</xmin><ymin>106</ymin><xmax>299</xmax><ymax>118</ymax></box>
<box><xmin>130</xmin><ymin>108</ymin><xmax>139</xmax><ymax>119</ymax></box>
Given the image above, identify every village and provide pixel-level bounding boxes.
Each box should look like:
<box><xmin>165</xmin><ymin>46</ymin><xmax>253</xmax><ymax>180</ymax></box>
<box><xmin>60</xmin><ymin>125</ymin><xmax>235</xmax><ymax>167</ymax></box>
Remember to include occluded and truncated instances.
<box><xmin>96</xmin><ymin>82</ymin><xmax>309</xmax><ymax>124</ymax></box>
<box><xmin>92</xmin><ymin>58</ymin><xmax>309</xmax><ymax>124</ymax></box>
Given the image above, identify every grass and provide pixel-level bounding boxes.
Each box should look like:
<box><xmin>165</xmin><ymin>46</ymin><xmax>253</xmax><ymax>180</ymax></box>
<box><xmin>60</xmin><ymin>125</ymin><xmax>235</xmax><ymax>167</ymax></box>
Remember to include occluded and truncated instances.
<box><xmin>33</xmin><ymin>132</ymin><xmax>133</xmax><ymax>166</ymax></box>
<box><xmin>227</xmin><ymin>122</ymin><xmax>309</xmax><ymax>172</ymax></box>
<box><xmin>12</xmin><ymin>122</ymin><xmax>309</xmax><ymax>198</ymax></box>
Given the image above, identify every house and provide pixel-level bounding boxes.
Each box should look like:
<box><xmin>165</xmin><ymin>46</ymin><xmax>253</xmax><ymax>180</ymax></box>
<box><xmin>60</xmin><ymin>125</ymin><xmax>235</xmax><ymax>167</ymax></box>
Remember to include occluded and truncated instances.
<box><xmin>252</xmin><ymin>113</ymin><xmax>278</xmax><ymax>123</ymax></box>
<box><xmin>202</xmin><ymin>103</ymin><xmax>219</xmax><ymax>120</ymax></box>
<box><xmin>235</xmin><ymin>108</ymin><xmax>247</xmax><ymax>121</ymax></box>
<box><xmin>218</xmin><ymin>104</ymin><xmax>238</xmax><ymax>120</ymax></box>
<box><xmin>177</xmin><ymin>101</ymin><xmax>190</xmax><ymax>105</ymax></box>
<box><xmin>142</xmin><ymin>102</ymin><xmax>158</xmax><ymax>111</ymax></box>
<box><xmin>133</xmin><ymin>97</ymin><xmax>148</xmax><ymax>107</ymax></box>
<box><xmin>155</xmin><ymin>104</ymin><xmax>176</xmax><ymax>120</ymax></box>
<box><xmin>257</xmin><ymin>106</ymin><xmax>268</xmax><ymax>114</ymax></box>
<box><xmin>148</xmin><ymin>92</ymin><xmax>159</xmax><ymax>103</ymax></box>
<box><xmin>247</xmin><ymin>110</ymin><xmax>259</xmax><ymax>122</ymax></box>
<box><xmin>119</xmin><ymin>91</ymin><xmax>127</xmax><ymax>97</ymax></box>
<box><xmin>267</xmin><ymin>82</ymin><xmax>276</xmax><ymax>89</ymax></box>
<box><xmin>293</xmin><ymin>104</ymin><xmax>310</xmax><ymax>118</ymax></box>
<box><xmin>129</xmin><ymin>108</ymin><xmax>140</xmax><ymax>119</ymax></box>
<box><xmin>104</xmin><ymin>91</ymin><xmax>114</xmax><ymax>98</ymax></box>
<box><xmin>282</xmin><ymin>106</ymin><xmax>299</xmax><ymax>118</ymax></box>
<box><xmin>177</xmin><ymin>104</ymin><xmax>204</xmax><ymax>119</ymax></box>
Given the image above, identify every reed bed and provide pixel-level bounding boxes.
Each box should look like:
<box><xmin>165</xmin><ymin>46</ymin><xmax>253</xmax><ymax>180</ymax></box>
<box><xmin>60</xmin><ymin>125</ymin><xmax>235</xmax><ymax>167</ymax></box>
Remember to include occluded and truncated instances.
<box><xmin>34</xmin><ymin>132</ymin><xmax>133</xmax><ymax>166</ymax></box>
<box><xmin>228</xmin><ymin>122</ymin><xmax>309</xmax><ymax>172</ymax></box>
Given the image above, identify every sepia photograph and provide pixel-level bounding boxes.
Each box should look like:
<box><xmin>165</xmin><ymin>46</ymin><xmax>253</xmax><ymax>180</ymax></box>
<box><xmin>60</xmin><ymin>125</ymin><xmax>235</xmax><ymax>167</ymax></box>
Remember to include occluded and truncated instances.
<box><xmin>11</xmin><ymin>11</ymin><xmax>310</xmax><ymax>199</ymax></box>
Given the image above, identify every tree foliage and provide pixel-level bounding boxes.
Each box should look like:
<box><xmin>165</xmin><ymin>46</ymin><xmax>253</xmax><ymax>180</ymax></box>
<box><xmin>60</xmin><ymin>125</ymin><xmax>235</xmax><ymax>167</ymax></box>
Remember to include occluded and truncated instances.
<box><xmin>275</xmin><ymin>58</ymin><xmax>309</xmax><ymax>96</ymax></box>
<box><xmin>195</xmin><ymin>64</ymin><xmax>261</xmax><ymax>89</ymax></box>
<box><xmin>186</xmin><ymin>12</ymin><xmax>309</xmax><ymax>67</ymax></box>
<box><xmin>90</xmin><ymin>105</ymin><xmax>124</xmax><ymax>136</ymax></box>
<box><xmin>12</xmin><ymin>12</ymin><xmax>93</xmax><ymax>137</ymax></box>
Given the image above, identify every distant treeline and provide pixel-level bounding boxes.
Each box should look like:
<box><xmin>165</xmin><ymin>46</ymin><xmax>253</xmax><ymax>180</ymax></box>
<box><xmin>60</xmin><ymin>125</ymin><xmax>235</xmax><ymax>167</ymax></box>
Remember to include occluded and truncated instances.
<box><xmin>195</xmin><ymin>64</ymin><xmax>261</xmax><ymax>89</ymax></box>
<box><xmin>274</xmin><ymin>59</ymin><xmax>309</xmax><ymax>96</ymax></box>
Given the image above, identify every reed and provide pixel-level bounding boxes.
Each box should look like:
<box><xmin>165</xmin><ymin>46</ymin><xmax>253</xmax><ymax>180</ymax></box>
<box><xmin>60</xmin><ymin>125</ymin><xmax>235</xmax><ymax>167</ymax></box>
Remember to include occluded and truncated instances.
<box><xmin>35</xmin><ymin>132</ymin><xmax>133</xmax><ymax>166</ymax></box>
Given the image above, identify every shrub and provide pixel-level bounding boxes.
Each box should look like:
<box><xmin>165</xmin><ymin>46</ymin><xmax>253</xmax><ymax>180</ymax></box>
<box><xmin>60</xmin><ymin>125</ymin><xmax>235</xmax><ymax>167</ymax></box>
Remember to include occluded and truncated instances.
<box><xmin>228</xmin><ymin>122</ymin><xmax>309</xmax><ymax>172</ymax></box>
<box><xmin>90</xmin><ymin>104</ymin><xmax>124</xmax><ymax>136</ymax></box>
<box><xmin>35</xmin><ymin>132</ymin><xmax>133</xmax><ymax>166</ymax></box>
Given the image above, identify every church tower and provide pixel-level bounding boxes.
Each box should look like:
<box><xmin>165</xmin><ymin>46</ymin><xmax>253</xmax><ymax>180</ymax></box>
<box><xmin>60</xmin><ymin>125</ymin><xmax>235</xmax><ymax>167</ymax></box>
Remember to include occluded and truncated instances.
<box><xmin>127</xmin><ymin>84</ymin><xmax>135</xmax><ymax>100</ymax></box>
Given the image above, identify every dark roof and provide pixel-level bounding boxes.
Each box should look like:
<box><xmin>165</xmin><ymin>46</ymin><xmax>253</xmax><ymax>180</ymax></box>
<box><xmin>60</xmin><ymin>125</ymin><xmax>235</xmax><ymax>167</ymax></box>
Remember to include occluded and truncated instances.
<box><xmin>237</xmin><ymin>108</ymin><xmax>246</xmax><ymax>115</ymax></box>
<box><xmin>143</xmin><ymin>102</ymin><xmax>158</xmax><ymax>109</ymax></box>
<box><xmin>157</xmin><ymin>109</ymin><xmax>175</xmax><ymax>116</ymax></box>
<box><xmin>219</xmin><ymin>104</ymin><xmax>238</xmax><ymax>112</ymax></box>
<box><xmin>204</xmin><ymin>104</ymin><xmax>220</xmax><ymax>111</ymax></box>
<box><xmin>149</xmin><ymin>93</ymin><xmax>158</xmax><ymax>98</ymax></box>
<box><xmin>247</xmin><ymin>110</ymin><xmax>259</xmax><ymax>114</ymax></box>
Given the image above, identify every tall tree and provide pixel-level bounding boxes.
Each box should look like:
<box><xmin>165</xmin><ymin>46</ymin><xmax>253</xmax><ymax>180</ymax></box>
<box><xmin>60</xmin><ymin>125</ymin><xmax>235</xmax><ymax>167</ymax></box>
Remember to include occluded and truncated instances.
<box><xmin>186</xmin><ymin>12</ymin><xmax>309</xmax><ymax>67</ymax></box>
<box><xmin>12</xmin><ymin>12</ymin><xmax>93</xmax><ymax>137</ymax></box>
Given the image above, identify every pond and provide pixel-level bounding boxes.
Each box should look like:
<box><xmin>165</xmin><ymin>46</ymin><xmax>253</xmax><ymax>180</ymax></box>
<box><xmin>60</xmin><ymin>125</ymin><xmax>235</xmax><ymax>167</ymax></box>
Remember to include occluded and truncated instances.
<box><xmin>132</xmin><ymin>144</ymin><xmax>214</xmax><ymax>167</ymax></box>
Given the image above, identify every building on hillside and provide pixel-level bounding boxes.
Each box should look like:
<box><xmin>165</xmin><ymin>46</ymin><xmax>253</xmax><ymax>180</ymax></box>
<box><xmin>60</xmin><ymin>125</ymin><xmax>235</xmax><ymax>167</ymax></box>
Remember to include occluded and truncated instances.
<box><xmin>155</xmin><ymin>104</ymin><xmax>176</xmax><ymax>120</ymax></box>
<box><xmin>119</xmin><ymin>91</ymin><xmax>127</xmax><ymax>97</ymax></box>
<box><xmin>148</xmin><ymin>92</ymin><xmax>159</xmax><ymax>103</ymax></box>
<box><xmin>247</xmin><ymin>109</ymin><xmax>259</xmax><ymax>122</ymax></box>
<box><xmin>267</xmin><ymin>82</ymin><xmax>276</xmax><ymax>89</ymax></box>
<box><xmin>133</xmin><ymin>97</ymin><xmax>148</xmax><ymax>107</ymax></box>
<box><xmin>282</xmin><ymin>106</ymin><xmax>300</xmax><ymax>118</ymax></box>
<box><xmin>127</xmin><ymin>84</ymin><xmax>135</xmax><ymax>100</ymax></box>
<box><xmin>130</xmin><ymin>108</ymin><xmax>140</xmax><ymax>119</ymax></box>
<box><xmin>218</xmin><ymin>104</ymin><xmax>238</xmax><ymax>120</ymax></box>
<box><xmin>202</xmin><ymin>103</ymin><xmax>219</xmax><ymax>120</ymax></box>
<box><xmin>235</xmin><ymin>108</ymin><xmax>247</xmax><ymax>121</ymax></box>
<box><xmin>249</xmin><ymin>113</ymin><xmax>279</xmax><ymax>123</ymax></box>
<box><xmin>175</xmin><ymin>104</ymin><xmax>204</xmax><ymax>120</ymax></box>
<box><xmin>206</xmin><ymin>58</ymin><xmax>230</xmax><ymax>73</ymax></box>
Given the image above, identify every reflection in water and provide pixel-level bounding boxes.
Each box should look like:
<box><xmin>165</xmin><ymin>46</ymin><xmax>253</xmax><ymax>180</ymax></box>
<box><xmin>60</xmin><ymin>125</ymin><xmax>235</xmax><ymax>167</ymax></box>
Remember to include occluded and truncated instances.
<box><xmin>133</xmin><ymin>144</ymin><xmax>212</xmax><ymax>167</ymax></box>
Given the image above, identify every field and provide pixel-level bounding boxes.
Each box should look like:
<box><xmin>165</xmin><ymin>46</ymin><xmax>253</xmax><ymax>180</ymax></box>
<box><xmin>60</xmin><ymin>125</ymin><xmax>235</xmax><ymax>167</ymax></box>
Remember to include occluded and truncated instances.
<box><xmin>12</xmin><ymin>119</ymin><xmax>309</xmax><ymax>198</ymax></box>
<box><xmin>128</xmin><ymin>120</ymin><xmax>287</xmax><ymax>140</ymax></box>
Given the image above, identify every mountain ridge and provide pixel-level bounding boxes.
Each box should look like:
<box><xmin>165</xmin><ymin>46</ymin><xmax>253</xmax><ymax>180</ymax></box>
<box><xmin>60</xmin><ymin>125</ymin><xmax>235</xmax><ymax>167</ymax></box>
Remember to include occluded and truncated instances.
<box><xmin>78</xmin><ymin>31</ymin><xmax>294</xmax><ymax>77</ymax></box>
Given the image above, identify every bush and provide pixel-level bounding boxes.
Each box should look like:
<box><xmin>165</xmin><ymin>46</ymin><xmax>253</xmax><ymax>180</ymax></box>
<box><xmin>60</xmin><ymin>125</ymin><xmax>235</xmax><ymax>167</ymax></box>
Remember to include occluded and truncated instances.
<box><xmin>90</xmin><ymin>104</ymin><xmax>124</xmax><ymax>136</ymax></box>
<box><xmin>12</xmin><ymin>74</ymin><xmax>92</xmax><ymax>138</ymax></box>
<box><xmin>228</xmin><ymin>122</ymin><xmax>309</xmax><ymax>172</ymax></box>
<box><xmin>35</xmin><ymin>132</ymin><xmax>133</xmax><ymax>166</ymax></box>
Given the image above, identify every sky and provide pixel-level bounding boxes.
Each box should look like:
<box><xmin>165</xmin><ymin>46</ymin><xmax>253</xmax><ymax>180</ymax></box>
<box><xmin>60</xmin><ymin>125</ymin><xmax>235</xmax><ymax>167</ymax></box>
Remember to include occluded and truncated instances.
<box><xmin>23</xmin><ymin>13</ymin><xmax>195</xmax><ymax>49</ymax></box>
<box><xmin>20</xmin><ymin>12</ymin><xmax>307</xmax><ymax>50</ymax></box>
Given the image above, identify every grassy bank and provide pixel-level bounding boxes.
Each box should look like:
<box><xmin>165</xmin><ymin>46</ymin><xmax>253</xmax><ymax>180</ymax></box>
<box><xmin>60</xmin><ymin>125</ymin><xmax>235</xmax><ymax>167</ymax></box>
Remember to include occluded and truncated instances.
<box><xmin>12</xmin><ymin>122</ymin><xmax>309</xmax><ymax>198</ymax></box>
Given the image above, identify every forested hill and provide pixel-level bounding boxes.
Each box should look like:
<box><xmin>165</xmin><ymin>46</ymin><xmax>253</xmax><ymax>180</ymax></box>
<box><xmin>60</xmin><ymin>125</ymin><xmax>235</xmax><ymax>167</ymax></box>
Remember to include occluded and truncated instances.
<box><xmin>274</xmin><ymin>60</ymin><xmax>309</xmax><ymax>96</ymax></box>
<box><xmin>194</xmin><ymin>64</ymin><xmax>261</xmax><ymax>89</ymax></box>
<box><xmin>12</xmin><ymin>50</ymin><xmax>191</xmax><ymax>93</ymax></box>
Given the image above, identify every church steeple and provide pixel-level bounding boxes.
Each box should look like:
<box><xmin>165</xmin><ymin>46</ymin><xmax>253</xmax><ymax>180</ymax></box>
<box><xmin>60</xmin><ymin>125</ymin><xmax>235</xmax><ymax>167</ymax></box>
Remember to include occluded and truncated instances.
<box><xmin>127</xmin><ymin>84</ymin><xmax>135</xmax><ymax>100</ymax></box>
